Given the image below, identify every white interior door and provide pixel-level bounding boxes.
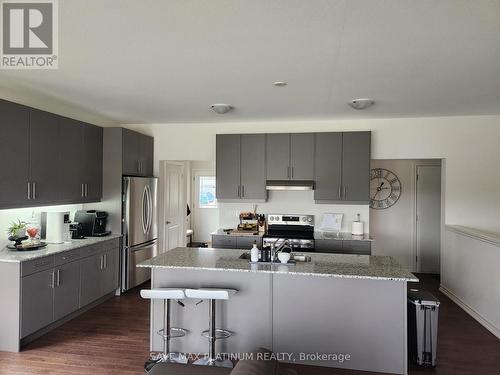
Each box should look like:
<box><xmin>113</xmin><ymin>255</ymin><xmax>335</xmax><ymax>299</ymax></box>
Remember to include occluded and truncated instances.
<box><xmin>164</xmin><ymin>162</ymin><xmax>186</xmax><ymax>251</ymax></box>
<box><xmin>192</xmin><ymin>170</ymin><xmax>218</xmax><ymax>243</ymax></box>
<box><xmin>416</xmin><ymin>165</ymin><xmax>441</xmax><ymax>273</ymax></box>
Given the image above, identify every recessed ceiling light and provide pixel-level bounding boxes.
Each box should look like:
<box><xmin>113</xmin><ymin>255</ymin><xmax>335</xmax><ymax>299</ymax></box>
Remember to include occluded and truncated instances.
<box><xmin>349</xmin><ymin>98</ymin><xmax>375</xmax><ymax>110</ymax></box>
<box><xmin>211</xmin><ymin>104</ymin><xmax>233</xmax><ymax>114</ymax></box>
<box><xmin>273</xmin><ymin>81</ymin><xmax>288</xmax><ymax>87</ymax></box>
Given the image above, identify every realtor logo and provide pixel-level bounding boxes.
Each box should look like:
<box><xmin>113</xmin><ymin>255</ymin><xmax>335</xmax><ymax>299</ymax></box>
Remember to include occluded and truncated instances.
<box><xmin>1</xmin><ymin>0</ymin><xmax>58</xmax><ymax>69</ymax></box>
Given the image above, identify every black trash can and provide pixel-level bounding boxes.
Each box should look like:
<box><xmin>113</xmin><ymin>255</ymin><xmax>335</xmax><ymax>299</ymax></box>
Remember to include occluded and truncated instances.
<box><xmin>407</xmin><ymin>289</ymin><xmax>440</xmax><ymax>367</ymax></box>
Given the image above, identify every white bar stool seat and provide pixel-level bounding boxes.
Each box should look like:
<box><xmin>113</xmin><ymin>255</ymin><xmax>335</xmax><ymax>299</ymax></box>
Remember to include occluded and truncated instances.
<box><xmin>185</xmin><ymin>288</ymin><xmax>237</xmax><ymax>368</ymax></box>
<box><xmin>140</xmin><ymin>288</ymin><xmax>188</xmax><ymax>368</ymax></box>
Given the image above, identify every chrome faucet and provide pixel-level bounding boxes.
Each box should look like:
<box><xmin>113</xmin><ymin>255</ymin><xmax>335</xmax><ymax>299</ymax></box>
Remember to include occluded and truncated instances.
<box><xmin>270</xmin><ymin>239</ymin><xmax>291</xmax><ymax>263</ymax></box>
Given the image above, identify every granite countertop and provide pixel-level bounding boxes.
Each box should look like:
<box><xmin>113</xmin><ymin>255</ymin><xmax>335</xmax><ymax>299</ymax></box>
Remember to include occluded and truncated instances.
<box><xmin>139</xmin><ymin>247</ymin><xmax>417</xmax><ymax>282</ymax></box>
<box><xmin>0</xmin><ymin>234</ymin><xmax>122</xmax><ymax>263</ymax></box>
<box><xmin>314</xmin><ymin>231</ymin><xmax>373</xmax><ymax>241</ymax></box>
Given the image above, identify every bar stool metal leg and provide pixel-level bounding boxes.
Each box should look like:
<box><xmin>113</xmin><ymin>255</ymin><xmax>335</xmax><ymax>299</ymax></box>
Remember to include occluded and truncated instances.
<box><xmin>159</xmin><ymin>299</ymin><xmax>188</xmax><ymax>364</ymax></box>
<box><xmin>193</xmin><ymin>299</ymin><xmax>232</xmax><ymax>367</ymax></box>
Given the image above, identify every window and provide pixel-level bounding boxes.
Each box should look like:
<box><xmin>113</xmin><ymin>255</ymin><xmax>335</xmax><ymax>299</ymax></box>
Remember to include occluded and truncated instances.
<box><xmin>198</xmin><ymin>176</ymin><xmax>217</xmax><ymax>208</ymax></box>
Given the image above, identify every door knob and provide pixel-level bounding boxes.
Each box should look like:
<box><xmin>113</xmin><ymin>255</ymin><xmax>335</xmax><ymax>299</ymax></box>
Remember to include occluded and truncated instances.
<box><xmin>166</xmin><ymin>221</ymin><xmax>171</xmax><ymax>224</ymax></box>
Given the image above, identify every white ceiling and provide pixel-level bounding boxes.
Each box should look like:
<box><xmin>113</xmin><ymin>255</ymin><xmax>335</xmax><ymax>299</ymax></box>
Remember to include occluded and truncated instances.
<box><xmin>1</xmin><ymin>0</ymin><xmax>500</xmax><ymax>125</ymax></box>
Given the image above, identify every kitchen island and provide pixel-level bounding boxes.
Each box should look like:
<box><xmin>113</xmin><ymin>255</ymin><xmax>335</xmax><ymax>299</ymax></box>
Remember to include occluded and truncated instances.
<box><xmin>139</xmin><ymin>247</ymin><xmax>417</xmax><ymax>375</ymax></box>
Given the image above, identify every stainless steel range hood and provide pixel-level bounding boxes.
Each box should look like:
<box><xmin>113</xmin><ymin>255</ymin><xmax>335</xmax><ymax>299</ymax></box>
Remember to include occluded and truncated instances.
<box><xmin>266</xmin><ymin>180</ymin><xmax>315</xmax><ymax>191</ymax></box>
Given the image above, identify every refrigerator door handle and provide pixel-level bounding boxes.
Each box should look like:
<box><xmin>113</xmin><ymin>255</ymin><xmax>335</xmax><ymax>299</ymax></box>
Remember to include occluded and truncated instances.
<box><xmin>129</xmin><ymin>239</ymin><xmax>157</xmax><ymax>252</ymax></box>
<box><xmin>141</xmin><ymin>186</ymin><xmax>148</xmax><ymax>234</ymax></box>
<box><xmin>146</xmin><ymin>185</ymin><xmax>153</xmax><ymax>234</ymax></box>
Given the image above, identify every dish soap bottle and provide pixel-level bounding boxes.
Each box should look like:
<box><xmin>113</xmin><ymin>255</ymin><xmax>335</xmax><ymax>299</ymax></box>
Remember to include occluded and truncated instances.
<box><xmin>251</xmin><ymin>240</ymin><xmax>259</xmax><ymax>263</ymax></box>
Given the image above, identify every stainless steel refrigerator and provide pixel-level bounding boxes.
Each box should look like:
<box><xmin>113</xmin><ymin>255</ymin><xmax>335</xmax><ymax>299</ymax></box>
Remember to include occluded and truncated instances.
<box><xmin>122</xmin><ymin>176</ymin><xmax>158</xmax><ymax>291</ymax></box>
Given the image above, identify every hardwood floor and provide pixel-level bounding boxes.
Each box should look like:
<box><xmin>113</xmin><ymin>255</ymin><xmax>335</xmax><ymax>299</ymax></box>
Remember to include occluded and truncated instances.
<box><xmin>0</xmin><ymin>275</ymin><xmax>498</xmax><ymax>374</ymax></box>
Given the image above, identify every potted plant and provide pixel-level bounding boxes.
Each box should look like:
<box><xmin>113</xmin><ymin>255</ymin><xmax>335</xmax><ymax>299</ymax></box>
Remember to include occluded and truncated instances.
<box><xmin>7</xmin><ymin>219</ymin><xmax>27</xmax><ymax>238</ymax></box>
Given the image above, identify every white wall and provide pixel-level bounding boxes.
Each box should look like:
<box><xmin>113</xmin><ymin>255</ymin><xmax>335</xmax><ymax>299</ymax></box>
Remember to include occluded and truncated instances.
<box><xmin>370</xmin><ymin>159</ymin><xmax>441</xmax><ymax>270</ymax></box>
<box><xmin>0</xmin><ymin>204</ymin><xmax>83</xmax><ymax>248</ymax></box>
<box><xmin>125</xmin><ymin>114</ymin><xmax>500</xmax><ymax>234</ymax></box>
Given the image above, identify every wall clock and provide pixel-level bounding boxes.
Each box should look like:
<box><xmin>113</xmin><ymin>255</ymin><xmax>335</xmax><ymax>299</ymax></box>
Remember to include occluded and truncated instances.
<box><xmin>370</xmin><ymin>168</ymin><xmax>401</xmax><ymax>209</ymax></box>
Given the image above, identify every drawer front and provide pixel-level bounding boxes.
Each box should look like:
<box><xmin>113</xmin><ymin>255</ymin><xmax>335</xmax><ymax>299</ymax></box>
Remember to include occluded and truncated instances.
<box><xmin>21</xmin><ymin>256</ymin><xmax>55</xmax><ymax>277</ymax></box>
<box><xmin>315</xmin><ymin>239</ymin><xmax>343</xmax><ymax>253</ymax></box>
<box><xmin>100</xmin><ymin>238</ymin><xmax>120</xmax><ymax>250</ymax></box>
<box><xmin>54</xmin><ymin>248</ymin><xmax>81</xmax><ymax>266</ymax></box>
<box><xmin>80</xmin><ymin>244</ymin><xmax>103</xmax><ymax>258</ymax></box>
<box><xmin>343</xmin><ymin>240</ymin><xmax>371</xmax><ymax>255</ymax></box>
<box><xmin>212</xmin><ymin>235</ymin><xmax>237</xmax><ymax>249</ymax></box>
<box><xmin>236</xmin><ymin>236</ymin><xmax>262</xmax><ymax>249</ymax></box>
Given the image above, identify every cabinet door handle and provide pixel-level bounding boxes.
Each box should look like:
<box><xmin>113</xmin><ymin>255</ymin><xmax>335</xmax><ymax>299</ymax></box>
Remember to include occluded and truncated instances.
<box><xmin>104</xmin><ymin>254</ymin><xmax>107</xmax><ymax>269</ymax></box>
<box><xmin>85</xmin><ymin>183</ymin><xmax>88</xmax><ymax>197</ymax></box>
<box><xmin>100</xmin><ymin>255</ymin><xmax>103</xmax><ymax>270</ymax></box>
<box><xmin>237</xmin><ymin>185</ymin><xmax>240</xmax><ymax>198</ymax></box>
<box><xmin>291</xmin><ymin>167</ymin><xmax>294</xmax><ymax>179</ymax></box>
<box><xmin>27</xmin><ymin>182</ymin><xmax>31</xmax><ymax>200</ymax></box>
<box><xmin>32</xmin><ymin>183</ymin><xmax>36</xmax><ymax>200</ymax></box>
<box><xmin>241</xmin><ymin>185</ymin><xmax>245</xmax><ymax>198</ymax></box>
<box><xmin>56</xmin><ymin>269</ymin><xmax>61</xmax><ymax>287</ymax></box>
<box><xmin>343</xmin><ymin>186</ymin><xmax>347</xmax><ymax>200</ymax></box>
<box><xmin>50</xmin><ymin>271</ymin><xmax>55</xmax><ymax>288</ymax></box>
<box><xmin>81</xmin><ymin>183</ymin><xmax>84</xmax><ymax>198</ymax></box>
<box><xmin>287</xmin><ymin>166</ymin><xmax>290</xmax><ymax>179</ymax></box>
<box><xmin>338</xmin><ymin>186</ymin><xmax>342</xmax><ymax>199</ymax></box>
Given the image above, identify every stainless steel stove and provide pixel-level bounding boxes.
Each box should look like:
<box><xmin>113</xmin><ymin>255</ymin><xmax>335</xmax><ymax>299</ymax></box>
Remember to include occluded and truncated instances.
<box><xmin>263</xmin><ymin>214</ymin><xmax>315</xmax><ymax>252</ymax></box>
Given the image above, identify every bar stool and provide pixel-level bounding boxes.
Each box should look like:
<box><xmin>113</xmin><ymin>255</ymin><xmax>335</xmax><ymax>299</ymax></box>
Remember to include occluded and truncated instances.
<box><xmin>140</xmin><ymin>288</ymin><xmax>188</xmax><ymax>366</ymax></box>
<box><xmin>185</xmin><ymin>288</ymin><xmax>237</xmax><ymax>368</ymax></box>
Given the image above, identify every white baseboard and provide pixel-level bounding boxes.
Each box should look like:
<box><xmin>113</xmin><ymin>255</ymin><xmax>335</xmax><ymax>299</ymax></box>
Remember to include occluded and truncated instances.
<box><xmin>439</xmin><ymin>285</ymin><xmax>500</xmax><ymax>339</ymax></box>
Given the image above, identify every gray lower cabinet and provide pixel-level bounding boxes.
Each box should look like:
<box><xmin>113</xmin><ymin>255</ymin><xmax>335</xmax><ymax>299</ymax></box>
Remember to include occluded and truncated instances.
<box><xmin>101</xmin><ymin>247</ymin><xmax>119</xmax><ymax>295</ymax></box>
<box><xmin>315</xmin><ymin>239</ymin><xmax>371</xmax><ymax>255</ymax></box>
<box><xmin>80</xmin><ymin>252</ymin><xmax>103</xmax><ymax>307</ymax></box>
<box><xmin>21</xmin><ymin>269</ymin><xmax>54</xmax><ymax>338</ymax></box>
<box><xmin>211</xmin><ymin>234</ymin><xmax>262</xmax><ymax>249</ymax></box>
<box><xmin>20</xmin><ymin>240</ymin><xmax>120</xmax><ymax>340</ymax></box>
<box><xmin>53</xmin><ymin>260</ymin><xmax>81</xmax><ymax>321</ymax></box>
<box><xmin>216</xmin><ymin>134</ymin><xmax>266</xmax><ymax>200</ymax></box>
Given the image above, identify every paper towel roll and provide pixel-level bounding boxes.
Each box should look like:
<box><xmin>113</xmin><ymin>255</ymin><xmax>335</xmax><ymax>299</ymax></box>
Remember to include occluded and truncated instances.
<box><xmin>351</xmin><ymin>221</ymin><xmax>364</xmax><ymax>236</ymax></box>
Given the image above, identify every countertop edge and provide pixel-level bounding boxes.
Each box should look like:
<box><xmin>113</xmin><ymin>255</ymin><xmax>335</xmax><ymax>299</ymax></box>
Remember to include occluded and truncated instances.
<box><xmin>138</xmin><ymin>263</ymin><xmax>417</xmax><ymax>282</ymax></box>
<box><xmin>0</xmin><ymin>235</ymin><xmax>122</xmax><ymax>263</ymax></box>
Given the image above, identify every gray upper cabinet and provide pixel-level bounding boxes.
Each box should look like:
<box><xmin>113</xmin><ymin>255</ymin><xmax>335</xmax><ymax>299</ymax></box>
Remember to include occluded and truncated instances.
<box><xmin>290</xmin><ymin>133</ymin><xmax>315</xmax><ymax>180</ymax></box>
<box><xmin>314</xmin><ymin>131</ymin><xmax>371</xmax><ymax>203</ymax></box>
<box><xmin>266</xmin><ymin>133</ymin><xmax>314</xmax><ymax>181</ymax></box>
<box><xmin>216</xmin><ymin>134</ymin><xmax>266</xmax><ymax>201</ymax></box>
<box><xmin>0</xmin><ymin>99</ymin><xmax>103</xmax><ymax>208</ymax></box>
<box><xmin>314</xmin><ymin>133</ymin><xmax>343</xmax><ymax>201</ymax></box>
<box><xmin>0</xmin><ymin>100</ymin><xmax>30</xmax><ymax>207</ymax></box>
<box><xmin>240</xmin><ymin>134</ymin><xmax>266</xmax><ymax>199</ymax></box>
<box><xmin>29</xmin><ymin>109</ymin><xmax>61</xmax><ymax>203</ymax></box>
<box><xmin>83</xmin><ymin>124</ymin><xmax>103</xmax><ymax>201</ymax></box>
<box><xmin>216</xmin><ymin>134</ymin><xmax>241</xmax><ymax>199</ymax></box>
<box><xmin>122</xmin><ymin>128</ymin><xmax>154</xmax><ymax>176</ymax></box>
<box><xmin>59</xmin><ymin>117</ymin><xmax>86</xmax><ymax>202</ymax></box>
<box><xmin>21</xmin><ymin>268</ymin><xmax>54</xmax><ymax>338</ymax></box>
<box><xmin>266</xmin><ymin>134</ymin><xmax>289</xmax><ymax>180</ymax></box>
<box><xmin>342</xmin><ymin>132</ymin><xmax>371</xmax><ymax>202</ymax></box>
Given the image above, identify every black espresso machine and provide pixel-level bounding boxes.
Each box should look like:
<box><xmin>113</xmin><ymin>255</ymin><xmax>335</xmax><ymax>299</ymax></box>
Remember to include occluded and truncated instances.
<box><xmin>74</xmin><ymin>210</ymin><xmax>111</xmax><ymax>237</ymax></box>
